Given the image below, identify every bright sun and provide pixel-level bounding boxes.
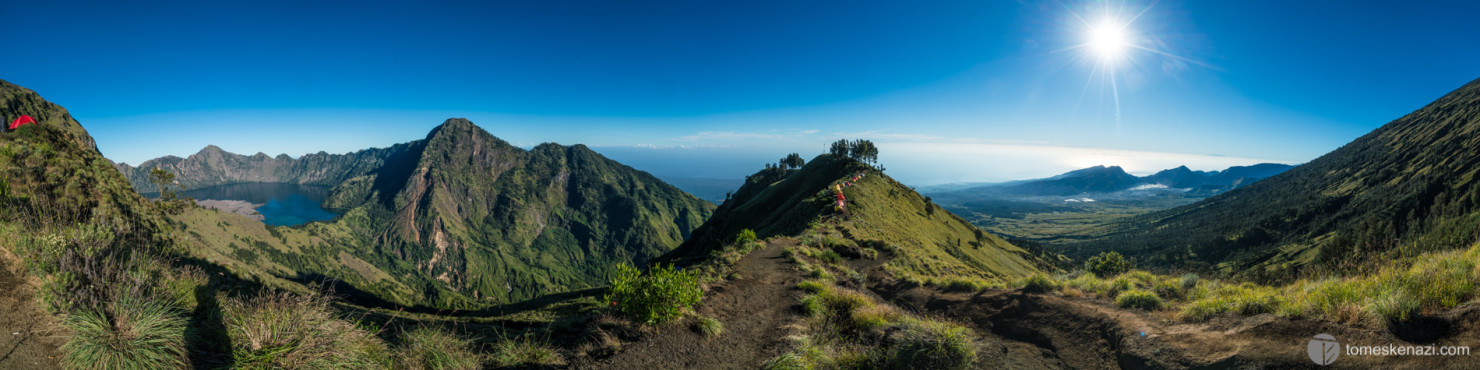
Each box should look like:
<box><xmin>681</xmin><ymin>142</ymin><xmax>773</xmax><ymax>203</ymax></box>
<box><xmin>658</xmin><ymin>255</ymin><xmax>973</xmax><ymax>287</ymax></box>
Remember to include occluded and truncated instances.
<box><xmin>1087</xmin><ymin>20</ymin><xmax>1129</xmax><ymax>61</ymax></box>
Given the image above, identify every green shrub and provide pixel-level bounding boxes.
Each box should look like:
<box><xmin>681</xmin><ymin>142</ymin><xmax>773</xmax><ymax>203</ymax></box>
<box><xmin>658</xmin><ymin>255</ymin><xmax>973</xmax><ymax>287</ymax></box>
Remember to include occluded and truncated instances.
<box><xmin>796</xmin><ymin>280</ymin><xmax>828</xmax><ymax>294</ymax></box>
<box><xmin>694</xmin><ymin>316</ymin><xmax>724</xmax><ymax>338</ymax></box>
<box><xmin>885</xmin><ymin>319</ymin><xmax>977</xmax><ymax>370</ymax></box>
<box><xmin>1116</xmin><ymin>289</ymin><xmax>1163</xmax><ymax>310</ymax></box>
<box><xmin>60</xmin><ymin>295</ymin><xmax>187</xmax><ymax>370</ymax></box>
<box><xmin>1021</xmin><ymin>273</ymin><xmax>1059</xmax><ymax>293</ymax></box>
<box><xmin>605</xmin><ymin>263</ymin><xmax>703</xmax><ymax>325</ymax></box>
<box><xmin>394</xmin><ymin>327</ymin><xmax>483</xmax><ymax>370</ymax></box>
<box><xmin>735</xmin><ymin>229</ymin><xmax>758</xmax><ymax>245</ymax></box>
<box><xmin>1180</xmin><ymin>273</ymin><xmax>1200</xmax><ymax>290</ymax></box>
<box><xmin>1085</xmin><ymin>251</ymin><xmax>1131</xmax><ymax>278</ymax></box>
<box><xmin>222</xmin><ymin>290</ymin><xmax>390</xmax><ymax>369</ymax></box>
<box><xmin>861</xmin><ymin>248</ymin><xmax>879</xmax><ymax>260</ymax></box>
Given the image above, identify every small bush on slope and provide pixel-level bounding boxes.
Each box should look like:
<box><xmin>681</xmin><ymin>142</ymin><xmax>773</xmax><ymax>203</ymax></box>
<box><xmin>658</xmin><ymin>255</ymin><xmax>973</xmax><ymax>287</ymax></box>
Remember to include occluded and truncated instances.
<box><xmin>491</xmin><ymin>335</ymin><xmax>565</xmax><ymax>367</ymax></box>
<box><xmin>885</xmin><ymin>319</ymin><xmax>977</xmax><ymax>370</ymax></box>
<box><xmin>1020</xmin><ymin>273</ymin><xmax>1059</xmax><ymax>293</ymax></box>
<box><xmin>605</xmin><ymin>263</ymin><xmax>703</xmax><ymax>325</ymax></box>
<box><xmin>694</xmin><ymin>316</ymin><xmax>724</xmax><ymax>338</ymax></box>
<box><xmin>394</xmin><ymin>327</ymin><xmax>484</xmax><ymax>370</ymax></box>
<box><xmin>60</xmin><ymin>294</ymin><xmax>187</xmax><ymax>370</ymax></box>
<box><xmin>1085</xmin><ymin>251</ymin><xmax>1131</xmax><ymax>278</ymax></box>
<box><xmin>221</xmin><ymin>290</ymin><xmax>390</xmax><ymax>368</ymax></box>
<box><xmin>1116</xmin><ymin>289</ymin><xmax>1163</xmax><ymax>310</ymax></box>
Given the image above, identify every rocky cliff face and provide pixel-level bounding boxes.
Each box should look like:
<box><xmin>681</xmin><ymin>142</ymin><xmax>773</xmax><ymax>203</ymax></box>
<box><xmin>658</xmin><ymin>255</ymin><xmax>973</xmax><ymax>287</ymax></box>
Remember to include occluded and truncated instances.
<box><xmin>114</xmin><ymin>143</ymin><xmax>418</xmax><ymax>193</ymax></box>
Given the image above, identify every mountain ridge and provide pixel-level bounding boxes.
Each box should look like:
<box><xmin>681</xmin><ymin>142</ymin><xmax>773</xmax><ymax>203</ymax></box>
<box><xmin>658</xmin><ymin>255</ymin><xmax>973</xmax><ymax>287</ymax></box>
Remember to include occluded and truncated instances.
<box><xmin>1063</xmin><ymin>76</ymin><xmax>1480</xmax><ymax>279</ymax></box>
<box><xmin>951</xmin><ymin>162</ymin><xmax>1295</xmax><ymax>197</ymax></box>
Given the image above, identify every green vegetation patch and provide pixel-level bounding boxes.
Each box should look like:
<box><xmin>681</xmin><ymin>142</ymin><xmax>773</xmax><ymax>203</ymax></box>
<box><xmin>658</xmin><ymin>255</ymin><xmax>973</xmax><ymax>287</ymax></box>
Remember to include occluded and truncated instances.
<box><xmin>604</xmin><ymin>263</ymin><xmax>703</xmax><ymax>325</ymax></box>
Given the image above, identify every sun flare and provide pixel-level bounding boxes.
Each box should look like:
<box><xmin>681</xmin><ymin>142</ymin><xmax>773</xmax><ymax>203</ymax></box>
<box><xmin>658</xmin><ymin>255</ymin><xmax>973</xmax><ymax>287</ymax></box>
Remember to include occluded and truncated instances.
<box><xmin>1087</xmin><ymin>19</ymin><xmax>1129</xmax><ymax>61</ymax></box>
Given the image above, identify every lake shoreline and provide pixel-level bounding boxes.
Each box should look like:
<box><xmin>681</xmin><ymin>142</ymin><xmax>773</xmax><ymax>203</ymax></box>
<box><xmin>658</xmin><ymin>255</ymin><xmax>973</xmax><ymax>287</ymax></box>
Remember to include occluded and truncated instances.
<box><xmin>195</xmin><ymin>199</ymin><xmax>265</xmax><ymax>221</ymax></box>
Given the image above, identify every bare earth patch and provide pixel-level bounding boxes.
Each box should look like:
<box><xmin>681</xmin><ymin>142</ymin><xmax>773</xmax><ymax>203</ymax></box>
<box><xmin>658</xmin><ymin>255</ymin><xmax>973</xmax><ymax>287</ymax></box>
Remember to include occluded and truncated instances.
<box><xmin>0</xmin><ymin>250</ymin><xmax>63</xmax><ymax>369</ymax></box>
<box><xmin>195</xmin><ymin>199</ymin><xmax>265</xmax><ymax>221</ymax></box>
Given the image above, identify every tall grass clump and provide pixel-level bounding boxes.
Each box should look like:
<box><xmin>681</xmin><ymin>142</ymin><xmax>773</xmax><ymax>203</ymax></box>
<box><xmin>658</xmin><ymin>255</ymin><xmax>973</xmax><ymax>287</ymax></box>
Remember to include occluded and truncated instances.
<box><xmin>59</xmin><ymin>294</ymin><xmax>187</xmax><ymax>370</ymax></box>
<box><xmin>1020</xmin><ymin>273</ymin><xmax>1059</xmax><ymax>293</ymax></box>
<box><xmin>800</xmin><ymin>295</ymin><xmax>825</xmax><ymax>317</ymax></box>
<box><xmin>884</xmin><ymin>318</ymin><xmax>977</xmax><ymax>370</ymax></box>
<box><xmin>394</xmin><ymin>327</ymin><xmax>484</xmax><ymax>370</ymax></box>
<box><xmin>1180</xmin><ymin>273</ymin><xmax>1200</xmax><ymax>290</ymax></box>
<box><xmin>1116</xmin><ymin>289</ymin><xmax>1163</xmax><ymax>310</ymax></box>
<box><xmin>796</xmin><ymin>280</ymin><xmax>828</xmax><ymax>294</ymax></box>
<box><xmin>222</xmin><ymin>290</ymin><xmax>390</xmax><ymax>369</ymax></box>
<box><xmin>694</xmin><ymin>316</ymin><xmax>724</xmax><ymax>338</ymax></box>
<box><xmin>943</xmin><ymin>277</ymin><xmax>987</xmax><ymax>292</ymax></box>
<box><xmin>491</xmin><ymin>336</ymin><xmax>565</xmax><ymax>368</ymax></box>
<box><xmin>817</xmin><ymin>249</ymin><xmax>843</xmax><ymax>264</ymax></box>
<box><xmin>605</xmin><ymin>262</ymin><xmax>703</xmax><ymax>325</ymax></box>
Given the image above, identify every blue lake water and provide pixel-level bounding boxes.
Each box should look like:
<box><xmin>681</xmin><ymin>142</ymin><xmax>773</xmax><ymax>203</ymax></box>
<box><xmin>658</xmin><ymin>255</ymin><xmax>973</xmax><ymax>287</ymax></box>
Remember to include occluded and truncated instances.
<box><xmin>178</xmin><ymin>183</ymin><xmax>341</xmax><ymax>226</ymax></box>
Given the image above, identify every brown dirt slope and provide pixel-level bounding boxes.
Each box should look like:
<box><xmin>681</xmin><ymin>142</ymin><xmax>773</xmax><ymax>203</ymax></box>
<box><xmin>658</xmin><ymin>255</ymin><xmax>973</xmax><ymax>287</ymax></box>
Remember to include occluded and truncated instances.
<box><xmin>575</xmin><ymin>240</ymin><xmax>803</xmax><ymax>369</ymax></box>
<box><xmin>0</xmin><ymin>251</ymin><xmax>62</xmax><ymax>369</ymax></box>
<box><xmin>579</xmin><ymin>234</ymin><xmax>1480</xmax><ymax>369</ymax></box>
<box><xmin>882</xmin><ymin>284</ymin><xmax>1480</xmax><ymax>369</ymax></box>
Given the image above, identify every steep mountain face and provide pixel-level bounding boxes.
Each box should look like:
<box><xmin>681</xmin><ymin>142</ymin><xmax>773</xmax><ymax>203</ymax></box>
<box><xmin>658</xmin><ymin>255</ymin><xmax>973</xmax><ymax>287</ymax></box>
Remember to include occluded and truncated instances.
<box><xmin>0</xmin><ymin>79</ymin><xmax>161</xmax><ymax>239</ymax></box>
<box><xmin>667</xmin><ymin>154</ymin><xmax>1061</xmax><ymax>280</ymax></box>
<box><xmin>1066</xmin><ymin>77</ymin><xmax>1480</xmax><ymax>279</ymax></box>
<box><xmin>1</xmin><ymin>80</ymin><xmax>97</xmax><ymax>152</ymax></box>
<box><xmin>115</xmin><ymin>143</ymin><xmax>416</xmax><ymax>193</ymax></box>
<box><xmin>266</xmin><ymin>119</ymin><xmax>716</xmax><ymax>306</ymax></box>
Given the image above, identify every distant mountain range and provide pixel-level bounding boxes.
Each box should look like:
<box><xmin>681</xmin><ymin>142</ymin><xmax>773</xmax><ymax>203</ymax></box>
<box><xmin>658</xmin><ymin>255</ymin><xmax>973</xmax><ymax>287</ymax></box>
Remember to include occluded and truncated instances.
<box><xmin>942</xmin><ymin>163</ymin><xmax>1294</xmax><ymax>198</ymax></box>
<box><xmin>1065</xmin><ymin>77</ymin><xmax>1480</xmax><ymax>280</ymax></box>
<box><xmin>115</xmin><ymin>144</ymin><xmax>416</xmax><ymax>193</ymax></box>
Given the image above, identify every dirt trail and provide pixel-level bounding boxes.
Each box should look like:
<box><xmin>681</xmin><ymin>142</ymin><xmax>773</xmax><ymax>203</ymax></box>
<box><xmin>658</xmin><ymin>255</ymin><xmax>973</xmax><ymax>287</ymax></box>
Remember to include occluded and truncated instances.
<box><xmin>577</xmin><ymin>240</ymin><xmax>802</xmax><ymax>369</ymax></box>
<box><xmin>0</xmin><ymin>251</ymin><xmax>62</xmax><ymax>370</ymax></box>
<box><xmin>882</xmin><ymin>284</ymin><xmax>1480</xmax><ymax>369</ymax></box>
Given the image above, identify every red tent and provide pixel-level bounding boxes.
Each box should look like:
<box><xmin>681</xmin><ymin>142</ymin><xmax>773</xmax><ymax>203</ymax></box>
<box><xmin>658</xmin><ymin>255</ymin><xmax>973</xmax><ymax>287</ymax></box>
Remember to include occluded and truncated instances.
<box><xmin>8</xmin><ymin>115</ymin><xmax>36</xmax><ymax>130</ymax></box>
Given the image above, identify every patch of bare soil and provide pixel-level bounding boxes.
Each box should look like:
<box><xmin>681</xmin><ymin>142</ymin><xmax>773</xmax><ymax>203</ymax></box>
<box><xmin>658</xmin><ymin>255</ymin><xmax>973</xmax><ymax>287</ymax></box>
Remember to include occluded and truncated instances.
<box><xmin>0</xmin><ymin>251</ymin><xmax>62</xmax><ymax>369</ymax></box>
<box><xmin>574</xmin><ymin>240</ymin><xmax>803</xmax><ymax>369</ymax></box>
<box><xmin>878</xmin><ymin>283</ymin><xmax>1480</xmax><ymax>369</ymax></box>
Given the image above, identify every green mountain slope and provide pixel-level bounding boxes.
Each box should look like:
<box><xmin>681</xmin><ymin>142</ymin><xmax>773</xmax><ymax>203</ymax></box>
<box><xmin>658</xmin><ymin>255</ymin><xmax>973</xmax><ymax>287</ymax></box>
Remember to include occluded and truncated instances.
<box><xmin>1064</xmin><ymin>77</ymin><xmax>1480</xmax><ymax>280</ymax></box>
<box><xmin>335</xmin><ymin>118</ymin><xmax>715</xmax><ymax>305</ymax></box>
<box><xmin>164</xmin><ymin>118</ymin><xmax>714</xmax><ymax>308</ymax></box>
<box><xmin>1</xmin><ymin>79</ymin><xmax>163</xmax><ymax>242</ymax></box>
<box><xmin>667</xmin><ymin>154</ymin><xmax>1061</xmax><ymax>281</ymax></box>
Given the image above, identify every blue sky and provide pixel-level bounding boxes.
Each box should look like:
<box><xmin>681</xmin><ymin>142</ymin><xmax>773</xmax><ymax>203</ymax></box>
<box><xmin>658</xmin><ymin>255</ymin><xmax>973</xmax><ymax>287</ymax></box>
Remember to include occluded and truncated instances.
<box><xmin>3</xmin><ymin>0</ymin><xmax>1478</xmax><ymax>185</ymax></box>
